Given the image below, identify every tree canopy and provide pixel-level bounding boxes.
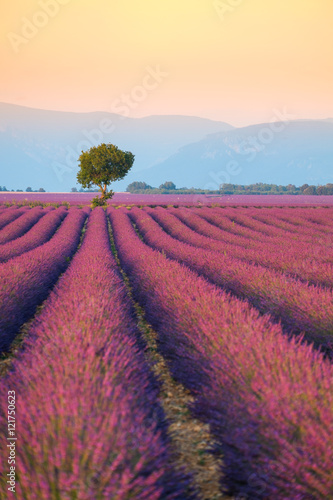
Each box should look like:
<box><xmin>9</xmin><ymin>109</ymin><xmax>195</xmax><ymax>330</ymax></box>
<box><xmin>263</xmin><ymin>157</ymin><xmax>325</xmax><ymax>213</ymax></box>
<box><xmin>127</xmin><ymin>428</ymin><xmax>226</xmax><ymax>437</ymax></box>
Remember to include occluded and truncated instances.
<box><xmin>126</xmin><ymin>181</ymin><xmax>152</xmax><ymax>193</ymax></box>
<box><xmin>77</xmin><ymin>143</ymin><xmax>135</xmax><ymax>205</ymax></box>
<box><xmin>159</xmin><ymin>181</ymin><xmax>176</xmax><ymax>190</ymax></box>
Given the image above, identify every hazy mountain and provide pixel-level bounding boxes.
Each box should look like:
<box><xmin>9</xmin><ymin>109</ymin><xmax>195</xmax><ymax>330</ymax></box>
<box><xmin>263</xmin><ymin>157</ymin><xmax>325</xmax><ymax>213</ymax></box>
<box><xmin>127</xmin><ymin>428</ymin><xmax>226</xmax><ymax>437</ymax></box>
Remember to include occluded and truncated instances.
<box><xmin>1</xmin><ymin>103</ymin><xmax>332</xmax><ymax>191</ymax></box>
<box><xmin>131</xmin><ymin>120</ymin><xmax>333</xmax><ymax>189</ymax></box>
<box><xmin>0</xmin><ymin>103</ymin><xmax>232</xmax><ymax>191</ymax></box>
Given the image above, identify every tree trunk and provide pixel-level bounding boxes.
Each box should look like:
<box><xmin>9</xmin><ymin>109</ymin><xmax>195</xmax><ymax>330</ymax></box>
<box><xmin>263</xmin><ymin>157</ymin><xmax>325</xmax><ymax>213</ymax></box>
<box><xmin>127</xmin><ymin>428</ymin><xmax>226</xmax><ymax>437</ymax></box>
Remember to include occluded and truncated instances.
<box><xmin>99</xmin><ymin>185</ymin><xmax>107</xmax><ymax>200</ymax></box>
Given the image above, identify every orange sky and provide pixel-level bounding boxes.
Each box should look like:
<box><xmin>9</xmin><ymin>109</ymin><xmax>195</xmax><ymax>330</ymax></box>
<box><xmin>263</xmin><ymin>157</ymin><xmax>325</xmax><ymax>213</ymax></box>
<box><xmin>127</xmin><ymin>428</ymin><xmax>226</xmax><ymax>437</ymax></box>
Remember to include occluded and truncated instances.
<box><xmin>1</xmin><ymin>0</ymin><xmax>332</xmax><ymax>126</ymax></box>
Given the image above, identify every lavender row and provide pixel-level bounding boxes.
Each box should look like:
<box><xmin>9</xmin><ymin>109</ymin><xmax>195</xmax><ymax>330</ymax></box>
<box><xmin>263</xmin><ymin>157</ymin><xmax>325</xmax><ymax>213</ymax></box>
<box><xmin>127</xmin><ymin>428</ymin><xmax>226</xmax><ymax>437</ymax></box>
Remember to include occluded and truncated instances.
<box><xmin>129</xmin><ymin>207</ymin><xmax>333</xmax><ymax>354</ymax></box>
<box><xmin>0</xmin><ymin>208</ymin><xmax>193</xmax><ymax>499</ymax></box>
<box><xmin>215</xmin><ymin>207</ymin><xmax>333</xmax><ymax>262</ymax></box>
<box><xmin>221</xmin><ymin>206</ymin><xmax>333</xmax><ymax>234</ymax></box>
<box><xmin>0</xmin><ymin>207</ymin><xmax>49</xmax><ymax>245</ymax></box>
<box><xmin>0</xmin><ymin>207</ymin><xmax>68</xmax><ymax>263</ymax></box>
<box><xmin>240</xmin><ymin>208</ymin><xmax>333</xmax><ymax>259</ymax></box>
<box><xmin>156</xmin><ymin>207</ymin><xmax>333</xmax><ymax>288</ymax></box>
<box><xmin>203</xmin><ymin>207</ymin><xmax>333</xmax><ymax>250</ymax></box>
<box><xmin>0</xmin><ymin>207</ymin><xmax>28</xmax><ymax>231</ymax></box>
<box><xmin>197</xmin><ymin>207</ymin><xmax>307</xmax><ymax>246</ymax></box>
<box><xmin>3</xmin><ymin>191</ymin><xmax>333</xmax><ymax>206</ymax></box>
<box><xmin>172</xmin><ymin>206</ymin><xmax>332</xmax><ymax>255</ymax></box>
<box><xmin>198</xmin><ymin>207</ymin><xmax>333</xmax><ymax>251</ymax></box>
<box><xmin>0</xmin><ymin>208</ymin><xmax>88</xmax><ymax>352</ymax></box>
<box><xmin>300</xmin><ymin>209</ymin><xmax>333</xmax><ymax>228</ymax></box>
<box><xmin>268</xmin><ymin>207</ymin><xmax>333</xmax><ymax>231</ymax></box>
<box><xmin>109</xmin><ymin>207</ymin><xmax>333</xmax><ymax>499</ymax></box>
<box><xmin>176</xmin><ymin>208</ymin><xmax>266</xmax><ymax>248</ymax></box>
<box><xmin>248</xmin><ymin>208</ymin><xmax>332</xmax><ymax>237</ymax></box>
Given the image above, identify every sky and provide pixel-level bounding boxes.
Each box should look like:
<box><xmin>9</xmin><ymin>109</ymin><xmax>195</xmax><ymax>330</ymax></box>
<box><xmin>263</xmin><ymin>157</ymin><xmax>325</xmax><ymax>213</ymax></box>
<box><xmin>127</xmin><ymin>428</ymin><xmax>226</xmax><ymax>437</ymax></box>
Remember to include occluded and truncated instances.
<box><xmin>1</xmin><ymin>0</ymin><xmax>332</xmax><ymax>127</ymax></box>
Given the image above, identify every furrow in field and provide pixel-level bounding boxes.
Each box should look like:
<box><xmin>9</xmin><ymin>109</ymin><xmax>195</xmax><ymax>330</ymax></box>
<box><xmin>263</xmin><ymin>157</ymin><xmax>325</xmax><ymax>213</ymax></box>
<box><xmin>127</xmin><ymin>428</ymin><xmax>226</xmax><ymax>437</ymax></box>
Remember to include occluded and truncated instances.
<box><xmin>107</xmin><ymin>216</ymin><xmax>225</xmax><ymax>500</ymax></box>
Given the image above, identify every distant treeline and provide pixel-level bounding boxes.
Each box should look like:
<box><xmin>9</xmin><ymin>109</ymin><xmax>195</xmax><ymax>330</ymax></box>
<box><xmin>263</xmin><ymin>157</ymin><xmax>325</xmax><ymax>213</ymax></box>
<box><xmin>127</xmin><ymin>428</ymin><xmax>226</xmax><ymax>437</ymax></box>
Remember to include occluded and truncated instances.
<box><xmin>126</xmin><ymin>181</ymin><xmax>333</xmax><ymax>195</ymax></box>
<box><xmin>219</xmin><ymin>183</ymin><xmax>333</xmax><ymax>195</ymax></box>
<box><xmin>2</xmin><ymin>182</ymin><xmax>332</xmax><ymax>195</ymax></box>
<box><xmin>126</xmin><ymin>182</ymin><xmax>216</xmax><ymax>194</ymax></box>
<box><xmin>70</xmin><ymin>188</ymin><xmax>100</xmax><ymax>193</ymax></box>
<box><xmin>0</xmin><ymin>186</ymin><xmax>46</xmax><ymax>192</ymax></box>
<box><xmin>0</xmin><ymin>187</ymin><xmax>97</xmax><ymax>193</ymax></box>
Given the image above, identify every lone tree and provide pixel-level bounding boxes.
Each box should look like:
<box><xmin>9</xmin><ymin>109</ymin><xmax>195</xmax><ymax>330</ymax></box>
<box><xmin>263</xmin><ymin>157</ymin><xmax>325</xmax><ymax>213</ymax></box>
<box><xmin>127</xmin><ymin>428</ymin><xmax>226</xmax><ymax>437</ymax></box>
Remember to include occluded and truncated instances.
<box><xmin>77</xmin><ymin>143</ymin><xmax>135</xmax><ymax>206</ymax></box>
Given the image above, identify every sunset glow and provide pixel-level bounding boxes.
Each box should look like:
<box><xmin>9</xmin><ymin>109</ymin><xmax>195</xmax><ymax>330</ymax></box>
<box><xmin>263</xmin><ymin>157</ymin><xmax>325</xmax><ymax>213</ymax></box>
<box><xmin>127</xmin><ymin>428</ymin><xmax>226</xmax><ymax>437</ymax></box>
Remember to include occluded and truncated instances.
<box><xmin>1</xmin><ymin>0</ymin><xmax>333</xmax><ymax>126</ymax></box>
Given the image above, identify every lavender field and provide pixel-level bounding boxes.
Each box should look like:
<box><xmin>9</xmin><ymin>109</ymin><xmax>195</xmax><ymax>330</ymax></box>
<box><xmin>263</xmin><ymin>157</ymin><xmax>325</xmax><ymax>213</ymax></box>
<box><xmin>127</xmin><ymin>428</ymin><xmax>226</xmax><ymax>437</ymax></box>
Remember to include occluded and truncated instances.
<box><xmin>0</xmin><ymin>202</ymin><xmax>333</xmax><ymax>499</ymax></box>
<box><xmin>1</xmin><ymin>192</ymin><xmax>333</xmax><ymax>206</ymax></box>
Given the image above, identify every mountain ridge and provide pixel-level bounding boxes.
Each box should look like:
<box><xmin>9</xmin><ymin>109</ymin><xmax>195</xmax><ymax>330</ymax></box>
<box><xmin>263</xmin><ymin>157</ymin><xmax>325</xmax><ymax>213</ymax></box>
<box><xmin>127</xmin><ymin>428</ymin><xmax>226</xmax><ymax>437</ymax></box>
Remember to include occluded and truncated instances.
<box><xmin>0</xmin><ymin>102</ymin><xmax>233</xmax><ymax>190</ymax></box>
<box><xmin>127</xmin><ymin>120</ymin><xmax>333</xmax><ymax>189</ymax></box>
<box><xmin>0</xmin><ymin>102</ymin><xmax>332</xmax><ymax>190</ymax></box>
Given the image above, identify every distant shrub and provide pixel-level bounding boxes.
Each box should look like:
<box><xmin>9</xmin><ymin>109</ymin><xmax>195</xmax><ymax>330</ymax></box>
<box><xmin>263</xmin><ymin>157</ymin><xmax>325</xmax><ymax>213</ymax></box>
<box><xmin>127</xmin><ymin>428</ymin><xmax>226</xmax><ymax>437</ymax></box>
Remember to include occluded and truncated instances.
<box><xmin>159</xmin><ymin>181</ymin><xmax>176</xmax><ymax>190</ymax></box>
<box><xmin>127</xmin><ymin>181</ymin><xmax>152</xmax><ymax>193</ymax></box>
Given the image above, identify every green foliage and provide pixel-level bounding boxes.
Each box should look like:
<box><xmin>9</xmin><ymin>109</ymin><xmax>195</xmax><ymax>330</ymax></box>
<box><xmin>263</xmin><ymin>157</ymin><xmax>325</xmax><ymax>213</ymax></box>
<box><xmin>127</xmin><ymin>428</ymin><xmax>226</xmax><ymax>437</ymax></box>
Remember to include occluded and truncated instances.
<box><xmin>125</xmin><ymin>182</ymin><xmax>217</xmax><ymax>195</ymax></box>
<box><xmin>317</xmin><ymin>184</ymin><xmax>333</xmax><ymax>195</ymax></box>
<box><xmin>127</xmin><ymin>181</ymin><xmax>152</xmax><ymax>193</ymax></box>
<box><xmin>159</xmin><ymin>181</ymin><xmax>176</xmax><ymax>190</ymax></box>
<box><xmin>219</xmin><ymin>182</ymin><xmax>333</xmax><ymax>195</ymax></box>
<box><xmin>1</xmin><ymin>200</ymin><xmax>70</xmax><ymax>208</ymax></box>
<box><xmin>77</xmin><ymin>143</ymin><xmax>135</xmax><ymax>204</ymax></box>
<box><xmin>91</xmin><ymin>190</ymin><xmax>114</xmax><ymax>207</ymax></box>
<box><xmin>124</xmin><ymin>181</ymin><xmax>333</xmax><ymax>196</ymax></box>
<box><xmin>303</xmin><ymin>185</ymin><xmax>317</xmax><ymax>195</ymax></box>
